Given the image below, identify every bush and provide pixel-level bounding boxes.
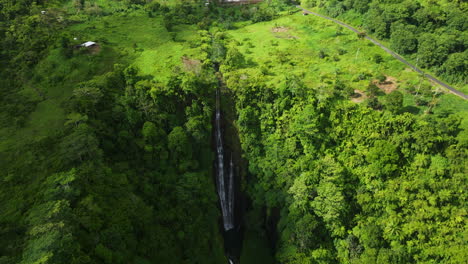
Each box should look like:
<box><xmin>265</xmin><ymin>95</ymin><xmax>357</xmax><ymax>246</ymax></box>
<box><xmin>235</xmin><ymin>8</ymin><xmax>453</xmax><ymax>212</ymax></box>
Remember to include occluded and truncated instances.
<box><xmin>367</xmin><ymin>96</ymin><xmax>381</xmax><ymax>109</ymax></box>
<box><xmin>367</xmin><ymin>83</ymin><xmax>380</xmax><ymax>97</ymax></box>
<box><xmin>415</xmin><ymin>95</ymin><xmax>429</xmax><ymax>106</ymax></box>
<box><xmin>338</xmin><ymin>48</ymin><xmax>347</xmax><ymax>55</ymax></box>
<box><xmin>404</xmin><ymin>85</ymin><xmax>416</xmax><ymax>94</ymax></box>
<box><xmin>384</xmin><ymin>91</ymin><xmax>403</xmax><ymax>113</ymax></box>
<box><xmin>376</xmin><ymin>74</ymin><xmax>386</xmax><ymax>83</ymax></box>
<box><xmin>373</xmin><ymin>54</ymin><xmax>383</xmax><ymax>63</ymax></box>
<box><xmin>318</xmin><ymin>50</ymin><xmax>328</xmax><ymax>59</ymax></box>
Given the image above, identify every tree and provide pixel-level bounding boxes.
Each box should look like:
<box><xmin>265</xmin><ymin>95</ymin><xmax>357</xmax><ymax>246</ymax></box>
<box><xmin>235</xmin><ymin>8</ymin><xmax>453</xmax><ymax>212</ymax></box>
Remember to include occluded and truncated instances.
<box><xmin>59</xmin><ymin>33</ymin><xmax>73</xmax><ymax>58</ymax></box>
<box><xmin>71</xmin><ymin>82</ymin><xmax>103</xmax><ymax>114</ymax></box>
<box><xmin>365</xmin><ymin>8</ymin><xmax>388</xmax><ymax>38</ymax></box>
<box><xmin>21</xmin><ymin>170</ymin><xmax>83</xmax><ymax>264</ymax></box>
<box><xmin>373</xmin><ymin>54</ymin><xmax>383</xmax><ymax>64</ymax></box>
<box><xmin>224</xmin><ymin>46</ymin><xmax>245</xmax><ymax>69</ymax></box>
<box><xmin>352</xmin><ymin>0</ymin><xmax>370</xmax><ymax>14</ymax></box>
<box><xmin>168</xmin><ymin>126</ymin><xmax>192</xmax><ymax>169</ymax></box>
<box><xmin>366</xmin><ymin>140</ymin><xmax>399</xmax><ymax>178</ymax></box>
<box><xmin>390</xmin><ymin>22</ymin><xmax>417</xmax><ymax>54</ymax></box>
<box><xmin>417</xmin><ymin>33</ymin><xmax>453</xmax><ymax>69</ymax></box>
<box><xmin>142</xmin><ymin>121</ymin><xmax>158</xmax><ymax>143</ymax></box>
<box><xmin>123</xmin><ymin>65</ymin><xmax>140</xmax><ymax>86</ymax></box>
<box><xmin>141</xmin><ymin>121</ymin><xmax>167</xmax><ymax>164</ymax></box>
<box><xmin>312</xmin><ymin>181</ymin><xmax>346</xmax><ymax>236</ymax></box>
<box><xmin>366</xmin><ymin>83</ymin><xmax>380</xmax><ymax>97</ymax></box>
<box><xmin>65</xmin><ymin>112</ymin><xmax>88</xmax><ymax>128</ymax></box>
<box><xmin>73</xmin><ymin>0</ymin><xmax>85</xmax><ymax>10</ymax></box>
<box><xmin>384</xmin><ymin>91</ymin><xmax>403</xmax><ymax>114</ymax></box>
<box><xmin>59</xmin><ymin>123</ymin><xmax>102</xmax><ymax>163</ymax></box>
<box><xmin>443</xmin><ymin>51</ymin><xmax>467</xmax><ymax>82</ymax></box>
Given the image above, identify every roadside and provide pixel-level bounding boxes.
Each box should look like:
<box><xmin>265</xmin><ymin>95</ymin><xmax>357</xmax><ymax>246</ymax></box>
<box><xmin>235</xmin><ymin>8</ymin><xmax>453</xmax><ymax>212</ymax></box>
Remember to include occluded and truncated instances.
<box><xmin>297</xmin><ymin>5</ymin><xmax>468</xmax><ymax>100</ymax></box>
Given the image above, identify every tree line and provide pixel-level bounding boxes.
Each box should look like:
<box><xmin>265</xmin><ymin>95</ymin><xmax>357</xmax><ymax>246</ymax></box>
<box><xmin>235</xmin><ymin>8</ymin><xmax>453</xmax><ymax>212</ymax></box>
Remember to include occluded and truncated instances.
<box><xmin>217</xmin><ymin>27</ymin><xmax>467</xmax><ymax>263</ymax></box>
<box><xmin>299</xmin><ymin>0</ymin><xmax>467</xmax><ymax>84</ymax></box>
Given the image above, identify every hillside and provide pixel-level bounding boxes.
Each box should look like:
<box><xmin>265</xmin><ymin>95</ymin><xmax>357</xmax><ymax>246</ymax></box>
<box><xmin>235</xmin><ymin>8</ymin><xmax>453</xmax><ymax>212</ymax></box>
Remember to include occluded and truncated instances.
<box><xmin>299</xmin><ymin>0</ymin><xmax>468</xmax><ymax>93</ymax></box>
<box><xmin>0</xmin><ymin>0</ymin><xmax>467</xmax><ymax>264</ymax></box>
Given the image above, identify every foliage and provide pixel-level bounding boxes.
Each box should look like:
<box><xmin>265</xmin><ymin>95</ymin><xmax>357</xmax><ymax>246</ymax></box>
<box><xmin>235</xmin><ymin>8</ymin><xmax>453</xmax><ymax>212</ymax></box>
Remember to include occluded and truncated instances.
<box><xmin>220</xmin><ymin>8</ymin><xmax>468</xmax><ymax>263</ymax></box>
<box><xmin>1</xmin><ymin>1</ymin><xmax>467</xmax><ymax>264</ymax></box>
<box><xmin>0</xmin><ymin>1</ymin><xmax>226</xmax><ymax>263</ymax></box>
<box><xmin>313</xmin><ymin>0</ymin><xmax>468</xmax><ymax>83</ymax></box>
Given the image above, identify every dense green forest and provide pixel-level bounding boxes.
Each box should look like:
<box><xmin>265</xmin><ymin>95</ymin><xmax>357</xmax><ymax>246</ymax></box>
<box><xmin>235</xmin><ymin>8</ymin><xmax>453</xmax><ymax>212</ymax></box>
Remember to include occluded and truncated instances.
<box><xmin>0</xmin><ymin>0</ymin><xmax>467</xmax><ymax>264</ymax></box>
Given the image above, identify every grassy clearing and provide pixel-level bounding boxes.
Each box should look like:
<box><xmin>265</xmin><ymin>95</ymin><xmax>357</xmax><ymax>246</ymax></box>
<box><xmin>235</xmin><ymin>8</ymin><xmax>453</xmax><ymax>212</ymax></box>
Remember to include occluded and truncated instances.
<box><xmin>1</xmin><ymin>7</ymin><xmax>200</xmax><ymax>152</ymax></box>
<box><xmin>2</xmin><ymin>4</ymin><xmax>465</xmax><ymax>161</ymax></box>
<box><xmin>0</xmin><ymin>46</ymin><xmax>118</xmax><ymax>152</ymax></box>
<box><xmin>69</xmin><ymin>10</ymin><xmax>200</xmax><ymax>80</ymax></box>
<box><xmin>227</xmin><ymin>12</ymin><xmax>468</xmax><ymax>120</ymax></box>
<box><xmin>326</xmin><ymin>7</ymin><xmax>468</xmax><ymax>95</ymax></box>
<box><xmin>228</xmin><ymin>13</ymin><xmax>422</xmax><ymax>90</ymax></box>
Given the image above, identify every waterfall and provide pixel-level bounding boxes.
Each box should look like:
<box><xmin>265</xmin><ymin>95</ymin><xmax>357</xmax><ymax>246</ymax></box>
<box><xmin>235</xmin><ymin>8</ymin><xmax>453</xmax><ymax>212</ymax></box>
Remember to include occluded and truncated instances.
<box><xmin>215</xmin><ymin>88</ymin><xmax>235</xmax><ymax>231</ymax></box>
<box><xmin>228</xmin><ymin>154</ymin><xmax>235</xmax><ymax>223</ymax></box>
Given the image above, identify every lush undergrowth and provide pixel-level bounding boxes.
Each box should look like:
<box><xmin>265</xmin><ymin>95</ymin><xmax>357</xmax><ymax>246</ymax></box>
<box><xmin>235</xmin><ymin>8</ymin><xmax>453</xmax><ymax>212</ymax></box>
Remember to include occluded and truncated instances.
<box><xmin>225</xmin><ymin>12</ymin><xmax>468</xmax><ymax>124</ymax></box>
<box><xmin>0</xmin><ymin>0</ymin><xmax>467</xmax><ymax>264</ymax></box>
<box><xmin>68</xmin><ymin>10</ymin><xmax>200</xmax><ymax>80</ymax></box>
<box><xmin>1</xmin><ymin>1</ymin><xmax>225</xmax><ymax>263</ymax></box>
<box><xmin>299</xmin><ymin>0</ymin><xmax>468</xmax><ymax>94</ymax></box>
<box><xmin>1</xmin><ymin>5</ymin><xmax>202</xmax><ymax>152</ymax></box>
<box><xmin>220</xmin><ymin>11</ymin><xmax>468</xmax><ymax>264</ymax></box>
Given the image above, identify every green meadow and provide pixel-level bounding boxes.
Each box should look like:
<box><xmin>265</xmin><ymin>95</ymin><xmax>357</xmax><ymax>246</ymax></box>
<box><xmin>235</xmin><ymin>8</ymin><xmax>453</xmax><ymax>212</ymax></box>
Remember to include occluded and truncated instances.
<box><xmin>5</xmin><ymin>6</ymin><xmax>466</xmax><ymax>154</ymax></box>
<box><xmin>1</xmin><ymin>7</ymin><xmax>200</xmax><ymax>152</ymax></box>
<box><xmin>226</xmin><ymin>12</ymin><xmax>468</xmax><ymax>124</ymax></box>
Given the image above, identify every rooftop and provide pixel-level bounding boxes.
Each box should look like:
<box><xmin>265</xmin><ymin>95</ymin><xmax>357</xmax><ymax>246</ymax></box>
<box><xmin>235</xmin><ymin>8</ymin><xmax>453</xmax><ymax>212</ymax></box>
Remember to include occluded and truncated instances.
<box><xmin>81</xmin><ymin>41</ymin><xmax>97</xmax><ymax>47</ymax></box>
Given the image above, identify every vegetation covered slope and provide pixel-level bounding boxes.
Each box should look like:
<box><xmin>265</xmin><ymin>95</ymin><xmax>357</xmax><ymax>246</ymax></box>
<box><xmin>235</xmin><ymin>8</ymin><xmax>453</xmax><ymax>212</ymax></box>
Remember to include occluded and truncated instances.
<box><xmin>299</xmin><ymin>0</ymin><xmax>468</xmax><ymax>93</ymax></box>
<box><xmin>0</xmin><ymin>0</ymin><xmax>467</xmax><ymax>264</ymax></box>
<box><xmin>219</xmin><ymin>10</ymin><xmax>468</xmax><ymax>264</ymax></box>
<box><xmin>0</xmin><ymin>1</ymin><xmax>226</xmax><ymax>263</ymax></box>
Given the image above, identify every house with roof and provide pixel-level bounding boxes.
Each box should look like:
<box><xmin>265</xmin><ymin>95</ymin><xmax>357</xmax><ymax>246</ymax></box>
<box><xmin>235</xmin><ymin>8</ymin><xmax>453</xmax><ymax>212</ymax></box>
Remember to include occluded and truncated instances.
<box><xmin>80</xmin><ymin>41</ymin><xmax>97</xmax><ymax>48</ymax></box>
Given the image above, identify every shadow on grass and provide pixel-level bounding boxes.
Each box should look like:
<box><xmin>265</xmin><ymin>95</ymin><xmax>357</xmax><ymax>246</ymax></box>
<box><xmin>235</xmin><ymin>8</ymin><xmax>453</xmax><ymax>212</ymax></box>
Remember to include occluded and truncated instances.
<box><xmin>376</xmin><ymin>90</ymin><xmax>386</xmax><ymax>96</ymax></box>
<box><xmin>401</xmin><ymin>105</ymin><xmax>421</xmax><ymax>114</ymax></box>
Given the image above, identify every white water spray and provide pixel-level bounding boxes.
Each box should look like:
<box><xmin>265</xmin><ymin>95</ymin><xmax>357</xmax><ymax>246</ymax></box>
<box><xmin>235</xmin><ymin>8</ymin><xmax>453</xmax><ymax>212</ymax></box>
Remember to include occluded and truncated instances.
<box><xmin>215</xmin><ymin>89</ymin><xmax>235</xmax><ymax>231</ymax></box>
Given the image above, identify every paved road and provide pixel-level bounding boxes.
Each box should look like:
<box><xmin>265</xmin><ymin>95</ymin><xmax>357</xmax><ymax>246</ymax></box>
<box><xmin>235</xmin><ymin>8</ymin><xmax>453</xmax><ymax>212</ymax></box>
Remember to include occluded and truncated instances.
<box><xmin>297</xmin><ymin>6</ymin><xmax>468</xmax><ymax>100</ymax></box>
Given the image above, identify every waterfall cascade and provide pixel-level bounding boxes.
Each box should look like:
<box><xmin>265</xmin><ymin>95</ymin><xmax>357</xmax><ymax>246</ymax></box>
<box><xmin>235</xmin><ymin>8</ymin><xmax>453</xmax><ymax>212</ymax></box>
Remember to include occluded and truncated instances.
<box><xmin>215</xmin><ymin>88</ymin><xmax>235</xmax><ymax>231</ymax></box>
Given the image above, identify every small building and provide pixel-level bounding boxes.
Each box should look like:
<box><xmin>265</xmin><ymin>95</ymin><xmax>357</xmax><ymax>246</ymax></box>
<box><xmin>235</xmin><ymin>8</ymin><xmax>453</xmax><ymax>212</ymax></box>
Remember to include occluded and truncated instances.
<box><xmin>81</xmin><ymin>41</ymin><xmax>97</xmax><ymax>47</ymax></box>
<box><xmin>74</xmin><ymin>41</ymin><xmax>100</xmax><ymax>52</ymax></box>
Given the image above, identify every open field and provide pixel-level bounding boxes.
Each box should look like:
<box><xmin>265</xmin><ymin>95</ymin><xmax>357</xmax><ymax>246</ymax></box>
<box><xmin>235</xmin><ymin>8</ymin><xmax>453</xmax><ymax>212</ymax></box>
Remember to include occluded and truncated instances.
<box><xmin>226</xmin><ymin>12</ymin><xmax>468</xmax><ymax>125</ymax></box>
<box><xmin>4</xmin><ymin>6</ymin><xmax>466</xmax><ymax>154</ymax></box>
<box><xmin>0</xmin><ymin>7</ymin><xmax>200</xmax><ymax>152</ymax></box>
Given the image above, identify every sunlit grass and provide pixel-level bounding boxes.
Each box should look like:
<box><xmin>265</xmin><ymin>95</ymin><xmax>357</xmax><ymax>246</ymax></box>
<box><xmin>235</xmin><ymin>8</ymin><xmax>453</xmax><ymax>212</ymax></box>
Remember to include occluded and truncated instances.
<box><xmin>227</xmin><ymin>12</ymin><xmax>468</xmax><ymax>120</ymax></box>
<box><xmin>1</xmin><ymin>7</ymin><xmax>199</xmax><ymax>152</ymax></box>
